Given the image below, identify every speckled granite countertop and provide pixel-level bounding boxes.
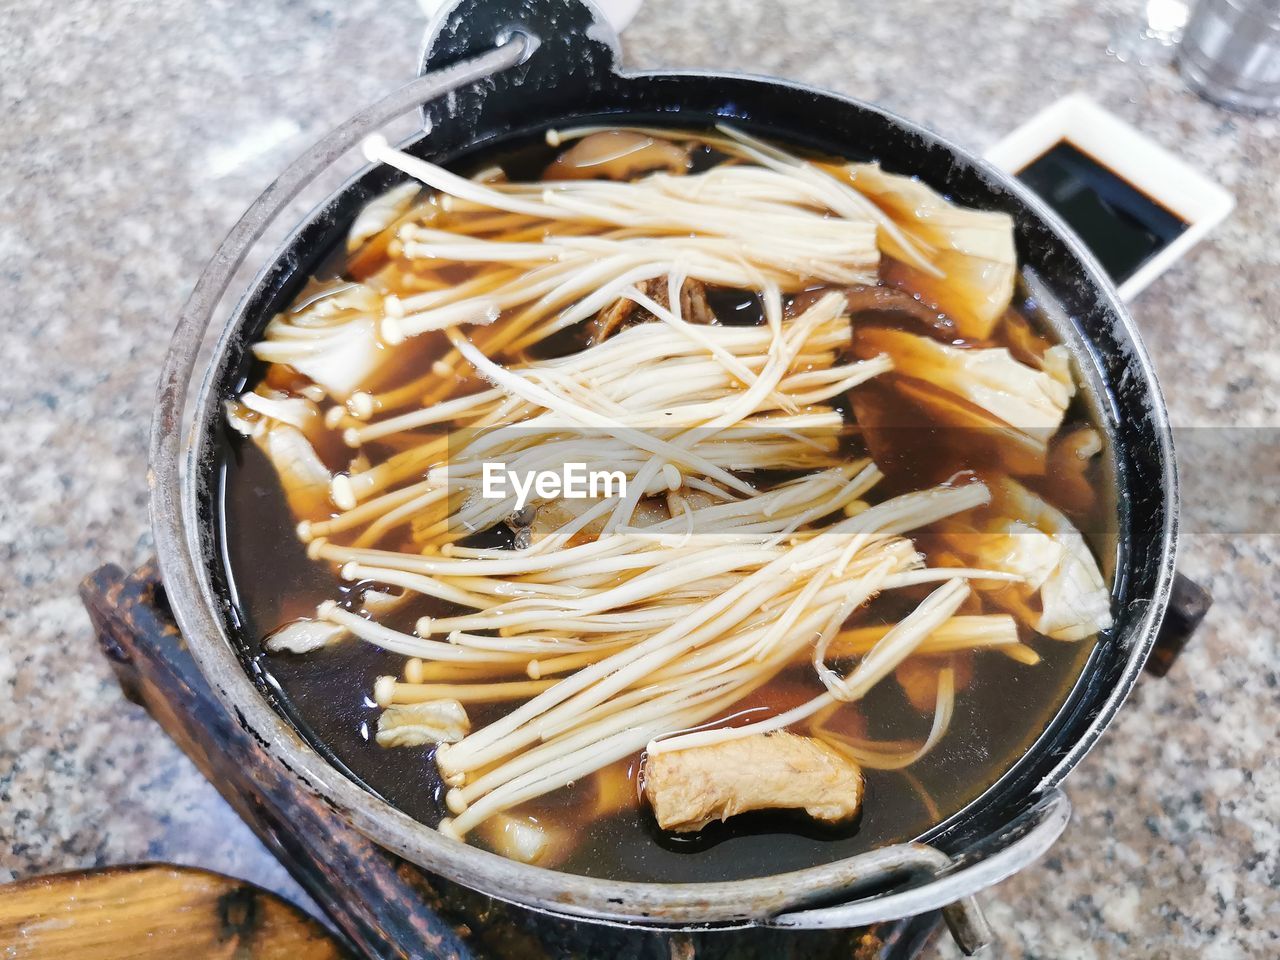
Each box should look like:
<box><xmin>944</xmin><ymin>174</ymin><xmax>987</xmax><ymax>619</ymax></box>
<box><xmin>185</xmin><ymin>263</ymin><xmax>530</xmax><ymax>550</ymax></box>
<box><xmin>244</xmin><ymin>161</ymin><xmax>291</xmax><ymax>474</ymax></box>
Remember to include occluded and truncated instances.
<box><xmin>1</xmin><ymin>0</ymin><xmax>1276</xmax><ymax>955</ymax></box>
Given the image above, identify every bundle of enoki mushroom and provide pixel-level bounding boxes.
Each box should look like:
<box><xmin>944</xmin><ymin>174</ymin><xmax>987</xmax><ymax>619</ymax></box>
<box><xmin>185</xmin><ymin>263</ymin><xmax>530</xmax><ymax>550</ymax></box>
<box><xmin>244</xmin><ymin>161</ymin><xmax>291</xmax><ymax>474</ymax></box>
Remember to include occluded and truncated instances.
<box><xmin>227</xmin><ymin>126</ymin><xmax>1111</xmax><ymax>857</ymax></box>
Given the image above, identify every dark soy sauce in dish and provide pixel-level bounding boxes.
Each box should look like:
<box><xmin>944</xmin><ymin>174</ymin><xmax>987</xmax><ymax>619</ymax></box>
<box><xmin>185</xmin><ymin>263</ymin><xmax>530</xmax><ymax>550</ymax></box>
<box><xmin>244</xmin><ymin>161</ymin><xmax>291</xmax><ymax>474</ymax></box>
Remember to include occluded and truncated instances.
<box><xmin>216</xmin><ymin>131</ymin><xmax>1115</xmax><ymax>883</ymax></box>
<box><xmin>1018</xmin><ymin>140</ymin><xmax>1188</xmax><ymax>284</ymax></box>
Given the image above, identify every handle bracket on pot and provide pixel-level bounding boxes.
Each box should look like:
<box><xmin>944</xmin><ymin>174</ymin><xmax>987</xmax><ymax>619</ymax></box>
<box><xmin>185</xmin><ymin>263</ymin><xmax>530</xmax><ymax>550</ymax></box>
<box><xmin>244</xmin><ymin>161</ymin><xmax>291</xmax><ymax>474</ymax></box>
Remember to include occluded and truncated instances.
<box><xmin>419</xmin><ymin>0</ymin><xmax>622</xmax><ymax>131</ymax></box>
<box><xmin>1144</xmin><ymin>571</ymin><xmax>1211</xmax><ymax>677</ymax></box>
<box><xmin>766</xmin><ymin>789</ymin><xmax>1072</xmax><ymax>955</ymax></box>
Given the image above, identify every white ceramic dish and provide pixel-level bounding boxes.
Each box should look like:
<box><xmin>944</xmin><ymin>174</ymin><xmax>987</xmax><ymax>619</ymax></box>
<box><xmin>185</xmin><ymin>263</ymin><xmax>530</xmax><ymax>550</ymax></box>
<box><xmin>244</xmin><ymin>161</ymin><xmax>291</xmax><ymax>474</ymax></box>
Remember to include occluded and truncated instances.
<box><xmin>985</xmin><ymin>93</ymin><xmax>1234</xmax><ymax>302</ymax></box>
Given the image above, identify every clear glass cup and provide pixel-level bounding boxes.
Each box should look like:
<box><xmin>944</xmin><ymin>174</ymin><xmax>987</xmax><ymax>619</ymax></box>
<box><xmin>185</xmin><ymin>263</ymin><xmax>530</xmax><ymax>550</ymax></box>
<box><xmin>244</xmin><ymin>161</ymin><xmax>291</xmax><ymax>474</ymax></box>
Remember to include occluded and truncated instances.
<box><xmin>1178</xmin><ymin>0</ymin><xmax>1280</xmax><ymax>112</ymax></box>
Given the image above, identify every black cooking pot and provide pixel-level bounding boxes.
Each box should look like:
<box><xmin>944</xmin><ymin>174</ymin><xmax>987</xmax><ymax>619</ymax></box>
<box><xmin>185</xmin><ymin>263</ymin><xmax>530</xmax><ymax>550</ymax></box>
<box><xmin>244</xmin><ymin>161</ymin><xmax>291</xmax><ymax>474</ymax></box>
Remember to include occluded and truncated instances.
<box><xmin>150</xmin><ymin>0</ymin><xmax>1180</xmax><ymax>950</ymax></box>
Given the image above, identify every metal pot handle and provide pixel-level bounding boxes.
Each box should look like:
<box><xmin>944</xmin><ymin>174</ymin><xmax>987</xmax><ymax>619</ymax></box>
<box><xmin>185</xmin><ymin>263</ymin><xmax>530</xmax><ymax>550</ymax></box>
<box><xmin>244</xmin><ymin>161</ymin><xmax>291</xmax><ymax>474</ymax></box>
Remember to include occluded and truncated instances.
<box><xmin>766</xmin><ymin>789</ymin><xmax>1072</xmax><ymax>955</ymax></box>
<box><xmin>419</xmin><ymin>0</ymin><xmax>621</xmax><ymax>97</ymax></box>
<box><xmin>150</xmin><ymin>36</ymin><xmax>528</xmax><ymax>525</ymax></box>
<box><xmin>420</xmin><ymin>0</ymin><xmax>641</xmax><ymax>35</ymax></box>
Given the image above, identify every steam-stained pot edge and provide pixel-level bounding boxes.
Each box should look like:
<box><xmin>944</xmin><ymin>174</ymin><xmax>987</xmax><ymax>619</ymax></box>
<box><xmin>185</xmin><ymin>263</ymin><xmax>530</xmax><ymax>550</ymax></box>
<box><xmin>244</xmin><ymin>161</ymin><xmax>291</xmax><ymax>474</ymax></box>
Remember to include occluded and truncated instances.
<box><xmin>151</xmin><ymin>0</ymin><xmax>1178</xmax><ymax>931</ymax></box>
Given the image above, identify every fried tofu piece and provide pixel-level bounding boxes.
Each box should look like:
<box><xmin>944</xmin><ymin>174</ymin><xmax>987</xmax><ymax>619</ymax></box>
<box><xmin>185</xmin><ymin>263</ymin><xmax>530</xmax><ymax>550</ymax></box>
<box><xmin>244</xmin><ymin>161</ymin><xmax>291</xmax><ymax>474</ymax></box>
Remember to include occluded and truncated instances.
<box><xmin>375</xmin><ymin>699</ymin><xmax>469</xmax><ymax>748</ymax></box>
<box><xmin>643</xmin><ymin>731</ymin><xmax>863</xmax><ymax>832</ymax></box>
<box><xmin>475</xmin><ymin>813</ymin><xmax>571</xmax><ymax>867</ymax></box>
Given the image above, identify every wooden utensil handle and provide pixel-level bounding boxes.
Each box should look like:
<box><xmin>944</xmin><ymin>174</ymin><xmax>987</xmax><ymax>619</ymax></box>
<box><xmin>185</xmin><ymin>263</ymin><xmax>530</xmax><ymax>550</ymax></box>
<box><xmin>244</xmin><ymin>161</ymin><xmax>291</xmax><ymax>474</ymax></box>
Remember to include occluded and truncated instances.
<box><xmin>0</xmin><ymin>863</ymin><xmax>347</xmax><ymax>959</ymax></box>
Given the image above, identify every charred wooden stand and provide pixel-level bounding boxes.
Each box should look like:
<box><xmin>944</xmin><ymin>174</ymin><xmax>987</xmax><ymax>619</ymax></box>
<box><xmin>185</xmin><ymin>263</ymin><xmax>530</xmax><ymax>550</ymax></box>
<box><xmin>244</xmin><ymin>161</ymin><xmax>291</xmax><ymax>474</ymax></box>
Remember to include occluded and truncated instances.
<box><xmin>80</xmin><ymin>562</ymin><xmax>945</xmax><ymax>960</ymax></box>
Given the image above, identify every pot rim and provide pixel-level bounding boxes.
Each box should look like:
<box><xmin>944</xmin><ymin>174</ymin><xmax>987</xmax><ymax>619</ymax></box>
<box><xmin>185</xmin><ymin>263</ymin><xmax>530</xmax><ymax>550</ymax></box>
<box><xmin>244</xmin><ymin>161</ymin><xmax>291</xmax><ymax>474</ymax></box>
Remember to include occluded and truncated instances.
<box><xmin>149</xmin><ymin>39</ymin><xmax>1179</xmax><ymax>927</ymax></box>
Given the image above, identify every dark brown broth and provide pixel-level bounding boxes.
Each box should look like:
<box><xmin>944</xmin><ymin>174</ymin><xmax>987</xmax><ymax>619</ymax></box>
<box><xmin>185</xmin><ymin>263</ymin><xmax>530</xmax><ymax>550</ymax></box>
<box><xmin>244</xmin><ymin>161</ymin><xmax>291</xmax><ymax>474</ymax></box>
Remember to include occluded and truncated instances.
<box><xmin>217</xmin><ymin>133</ymin><xmax>1112</xmax><ymax>882</ymax></box>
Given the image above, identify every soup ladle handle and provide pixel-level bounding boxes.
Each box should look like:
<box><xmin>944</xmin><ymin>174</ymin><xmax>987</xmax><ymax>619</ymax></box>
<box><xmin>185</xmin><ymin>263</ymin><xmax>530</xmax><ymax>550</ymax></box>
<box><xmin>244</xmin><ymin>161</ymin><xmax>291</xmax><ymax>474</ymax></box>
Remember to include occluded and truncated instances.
<box><xmin>767</xmin><ymin>788</ymin><xmax>1073</xmax><ymax>956</ymax></box>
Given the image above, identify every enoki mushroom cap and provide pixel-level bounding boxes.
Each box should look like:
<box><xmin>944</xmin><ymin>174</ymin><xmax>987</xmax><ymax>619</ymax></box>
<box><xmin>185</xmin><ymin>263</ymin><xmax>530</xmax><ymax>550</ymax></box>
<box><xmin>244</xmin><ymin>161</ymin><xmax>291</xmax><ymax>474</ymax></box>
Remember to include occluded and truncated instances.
<box><xmin>445</xmin><ymin>787</ymin><xmax>469</xmax><ymax>815</ymax></box>
<box><xmin>380</xmin><ymin>314</ymin><xmax>407</xmax><ymax>345</ymax></box>
<box><xmin>346</xmin><ymin>392</ymin><xmax>376</xmax><ymax>419</ymax></box>
<box><xmin>435</xmin><ymin>742</ymin><xmax>461</xmax><ymax>780</ymax></box>
<box><xmin>373</xmin><ymin>675</ymin><xmax>397</xmax><ymax>708</ymax></box>
<box><xmin>331</xmin><ymin>474</ymin><xmax>358</xmax><ymax>511</ymax></box>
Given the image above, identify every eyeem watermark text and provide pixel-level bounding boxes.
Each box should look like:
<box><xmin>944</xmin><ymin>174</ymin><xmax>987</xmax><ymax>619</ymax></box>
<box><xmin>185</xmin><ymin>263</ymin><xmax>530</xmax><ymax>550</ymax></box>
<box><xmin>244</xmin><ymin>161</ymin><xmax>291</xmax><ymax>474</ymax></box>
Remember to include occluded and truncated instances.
<box><xmin>481</xmin><ymin>462</ymin><xmax>628</xmax><ymax>510</ymax></box>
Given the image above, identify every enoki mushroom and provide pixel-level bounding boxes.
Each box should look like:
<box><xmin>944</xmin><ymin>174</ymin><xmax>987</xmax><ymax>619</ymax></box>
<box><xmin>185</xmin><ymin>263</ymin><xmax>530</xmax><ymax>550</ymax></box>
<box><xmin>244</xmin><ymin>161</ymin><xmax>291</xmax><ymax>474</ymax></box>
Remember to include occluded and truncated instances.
<box><xmin>227</xmin><ymin>125</ymin><xmax>1111</xmax><ymax>852</ymax></box>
